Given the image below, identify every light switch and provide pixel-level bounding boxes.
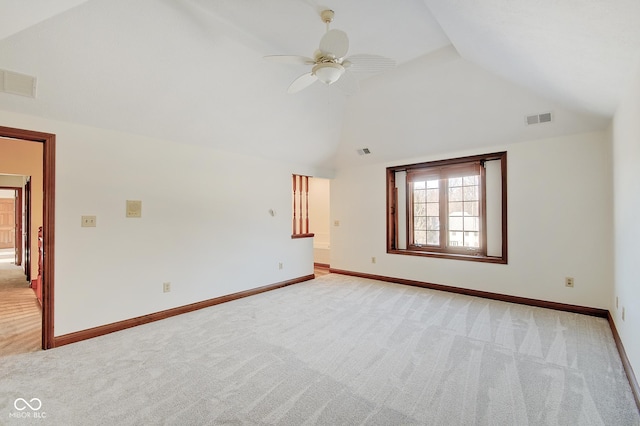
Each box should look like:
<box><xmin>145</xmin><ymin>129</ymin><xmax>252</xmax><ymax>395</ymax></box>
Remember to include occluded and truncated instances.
<box><xmin>126</xmin><ymin>200</ymin><xmax>142</xmax><ymax>218</ymax></box>
<box><xmin>81</xmin><ymin>216</ymin><xmax>96</xmax><ymax>227</ymax></box>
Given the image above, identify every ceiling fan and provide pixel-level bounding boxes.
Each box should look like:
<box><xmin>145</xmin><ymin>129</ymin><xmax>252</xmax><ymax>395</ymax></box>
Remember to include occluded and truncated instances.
<box><xmin>265</xmin><ymin>9</ymin><xmax>396</xmax><ymax>94</ymax></box>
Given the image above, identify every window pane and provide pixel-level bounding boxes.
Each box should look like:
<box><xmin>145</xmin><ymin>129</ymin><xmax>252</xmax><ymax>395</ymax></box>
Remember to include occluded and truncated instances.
<box><xmin>449</xmin><ymin>215</ymin><xmax>463</xmax><ymax>231</ymax></box>
<box><xmin>427</xmin><ymin>231</ymin><xmax>439</xmax><ymax>245</ymax></box>
<box><xmin>465</xmin><ymin>232</ymin><xmax>480</xmax><ymax>247</ymax></box>
<box><xmin>414</xmin><ymin>189</ymin><xmax>426</xmax><ymax>202</ymax></box>
<box><xmin>426</xmin><ymin>202</ymin><xmax>439</xmax><ymax>216</ymax></box>
<box><xmin>414</xmin><ymin>181</ymin><xmax>425</xmax><ymax>189</ymax></box>
<box><xmin>463</xmin><ymin>175</ymin><xmax>478</xmax><ymax>185</ymax></box>
<box><xmin>415</xmin><ymin>231</ymin><xmax>426</xmax><ymax>245</ymax></box>
<box><xmin>426</xmin><ymin>188</ymin><xmax>439</xmax><ymax>202</ymax></box>
<box><xmin>414</xmin><ymin>203</ymin><xmax>426</xmax><ymax>216</ymax></box>
<box><xmin>426</xmin><ymin>180</ymin><xmax>439</xmax><ymax>189</ymax></box>
<box><xmin>448</xmin><ymin>232</ymin><xmax>461</xmax><ymax>246</ymax></box>
<box><xmin>449</xmin><ymin>177</ymin><xmax>462</xmax><ymax>187</ymax></box>
<box><xmin>449</xmin><ymin>201</ymin><xmax>463</xmax><ymax>214</ymax></box>
<box><xmin>449</xmin><ymin>186</ymin><xmax>462</xmax><ymax>202</ymax></box>
<box><xmin>464</xmin><ymin>216</ymin><xmax>479</xmax><ymax>231</ymax></box>
<box><xmin>414</xmin><ymin>216</ymin><xmax>426</xmax><ymax>231</ymax></box>
<box><xmin>465</xmin><ymin>201</ymin><xmax>479</xmax><ymax>216</ymax></box>
<box><xmin>464</xmin><ymin>185</ymin><xmax>478</xmax><ymax>201</ymax></box>
<box><xmin>427</xmin><ymin>216</ymin><xmax>439</xmax><ymax>231</ymax></box>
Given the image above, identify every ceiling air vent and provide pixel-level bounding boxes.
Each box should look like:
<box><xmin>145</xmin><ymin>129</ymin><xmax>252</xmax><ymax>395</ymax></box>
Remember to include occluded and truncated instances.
<box><xmin>0</xmin><ymin>68</ymin><xmax>37</xmax><ymax>98</ymax></box>
<box><xmin>525</xmin><ymin>112</ymin><xmax>552</xmax><ymax>126</ymax></box>
<box><xmin>357</xmin><ymin>148</ymin><xmax>371</xmax><ymax>155</ymax></box>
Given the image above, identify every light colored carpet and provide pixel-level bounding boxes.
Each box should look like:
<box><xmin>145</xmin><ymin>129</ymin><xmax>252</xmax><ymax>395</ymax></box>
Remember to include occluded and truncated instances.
<box><xmin>0</xmin><ymin>274</ymin><xmax>638</xmax><ymax>425</ymax></box>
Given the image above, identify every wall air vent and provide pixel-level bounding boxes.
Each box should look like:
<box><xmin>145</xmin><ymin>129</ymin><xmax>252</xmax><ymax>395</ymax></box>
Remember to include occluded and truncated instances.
<box><xmin>0</xmin><ymin>68</ymin><xmax>37</xmax><ymax>98</ymax></box>
<box><xmin>357</xmin><ymin>148</ymin><xmax>371</xmax><ymax>155</ymax></box>
<box><xmin>525</xmin><ymin>112</ymin><xmax>553</xmax><ymax>126</ymax></box>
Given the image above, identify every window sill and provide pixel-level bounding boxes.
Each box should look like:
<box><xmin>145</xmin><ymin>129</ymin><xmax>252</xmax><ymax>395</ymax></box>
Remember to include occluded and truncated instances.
<box><xmin>387</xmin><ymin>249</ymin><xmax>507</xmax><ymax>264</ymax></box>
<box><xmin>291</xmin><ymin>233</ymin><xmax>315</xmax><ymax>239</ymax></box>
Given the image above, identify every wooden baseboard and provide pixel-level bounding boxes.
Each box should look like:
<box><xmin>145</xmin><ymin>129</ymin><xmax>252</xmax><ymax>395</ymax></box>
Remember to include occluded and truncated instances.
<box><xmin>607</xmin><ymin>312</ymin><xmax>640</xmax><ymax>412</ymax></box>
<box><xmin>54</xmin><ymin>274</ymin><xmax>314</xmax><ymax>348</ymax></box>
<box><xmin>329</xmin><ymin>268</ymin><xmax>608</xmax><ymax>318</ymax></box>
<box><xmin>313</xmin><ymin>263</ymin><xmax>330</xmax><ymax>269</ymax></box>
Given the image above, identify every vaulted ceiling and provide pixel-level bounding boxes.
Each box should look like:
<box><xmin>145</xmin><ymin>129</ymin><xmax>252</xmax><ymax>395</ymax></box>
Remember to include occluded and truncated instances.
<box><xmin>1</xmin><ymin>0</ymin><xmax>639</xmax><ymax>172</ymax></box>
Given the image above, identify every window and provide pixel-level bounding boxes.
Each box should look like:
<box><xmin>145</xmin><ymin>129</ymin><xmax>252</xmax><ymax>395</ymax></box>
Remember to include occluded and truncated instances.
<box><xmin>292</xmin><ymin>174</ymin><xmax>314</xmax><ymax>239</ymax></box>
<box><xmin>387</xmin><ymin>152</ymin><xmax>507</xmax><ymax>263</ymax></box>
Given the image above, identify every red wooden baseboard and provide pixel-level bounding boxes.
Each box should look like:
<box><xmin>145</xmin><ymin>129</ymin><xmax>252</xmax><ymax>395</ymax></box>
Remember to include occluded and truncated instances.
<box><xmin>329</xmin><ymin>268</ymin><xmax>608</xmax><ymax>317</ymax></box>
<box><xmin>54</xmin><ymin>274</ymin><xmax>314</xmax><ymax>348</ymax></box>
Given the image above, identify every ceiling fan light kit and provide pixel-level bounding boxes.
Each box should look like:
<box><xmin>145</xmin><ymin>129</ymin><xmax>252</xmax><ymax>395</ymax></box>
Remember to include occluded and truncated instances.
<box><xmin>265</xmin><ymin>9</ymin><xmax>395</xmax><ymax>94</ymax></box>
<box><xmin>312</xmin><ymin>62</ymin><xmax>345</xmax><ymax>85</ymax></box>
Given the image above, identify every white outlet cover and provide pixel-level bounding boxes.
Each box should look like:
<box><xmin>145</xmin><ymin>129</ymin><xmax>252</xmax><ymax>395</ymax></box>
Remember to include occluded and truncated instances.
<box><xmin>81</xmin><ymin>215</ymin><xmax>96</xmax><ymax>227</ymax></box>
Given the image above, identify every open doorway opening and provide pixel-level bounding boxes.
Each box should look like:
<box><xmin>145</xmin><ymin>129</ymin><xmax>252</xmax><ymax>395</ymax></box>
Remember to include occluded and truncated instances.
<box><xmin>309</xmin><ymin>177</ymin><xmax>330</xmax><ymax>274</ymax></box>
<box><xmin>0</xmin><ymin>175</ymin><xmax>40</xmax><ymax>355</ymax></box>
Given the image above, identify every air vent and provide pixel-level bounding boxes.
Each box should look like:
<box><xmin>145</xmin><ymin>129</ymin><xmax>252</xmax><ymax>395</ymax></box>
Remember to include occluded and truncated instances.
<box><xmin>525</xmin><ymin>112</ymin><xmax>552</xmax><ymax>126</ymax></box>
<box><xmin>357</xmin><ymin>148</ymin><xmax>371</xmax><ymax>155</ymax></box>
<box><xmin>0</xmin><ymin>68</ymin><xmax>37</xmax><ymax>98</ymax></box>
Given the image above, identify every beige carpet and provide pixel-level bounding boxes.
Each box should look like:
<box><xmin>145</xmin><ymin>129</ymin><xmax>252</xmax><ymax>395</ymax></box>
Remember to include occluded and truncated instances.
<box><xmin>0</xmin><ymin>274</ymin><xmax>638</xmax><ymax>425</ymax></box>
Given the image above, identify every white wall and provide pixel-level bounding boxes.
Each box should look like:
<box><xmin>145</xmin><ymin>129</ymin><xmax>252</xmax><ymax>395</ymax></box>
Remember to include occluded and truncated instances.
<box><xmin>612</xmin><ymin>64</ymin><xmax>640</xmax><ymax>377</ymax></box>
<box><xmin>331</xmin><ymin>131</ymin><xmax>612</xmax><ymax>309</ymax></box>
<box><xmin>1</xmin><ymin>109</ymin><xmax>314</xmax><ymax>336</ymax></box>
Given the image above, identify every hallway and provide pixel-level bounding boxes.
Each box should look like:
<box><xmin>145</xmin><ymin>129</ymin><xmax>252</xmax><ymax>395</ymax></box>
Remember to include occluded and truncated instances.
<box><xmin>0</xmin><ymin>248</ymin><xmax>41</xmax><ymax>356</ymax></box>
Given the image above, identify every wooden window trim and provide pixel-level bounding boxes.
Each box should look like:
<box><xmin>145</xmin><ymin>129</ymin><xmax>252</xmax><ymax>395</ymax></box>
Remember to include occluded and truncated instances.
<box><xmin>387</xmin><ymin>152</ymin><xmax>507</xmax><ymax>264</ymax></box>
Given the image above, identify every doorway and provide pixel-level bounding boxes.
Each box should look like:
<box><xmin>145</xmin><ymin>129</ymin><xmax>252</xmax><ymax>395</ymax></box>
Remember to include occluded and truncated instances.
<box><xmin>0</xmin><ymin>126</ymin><xmax>55</xmax><ymax>350</ymax></box>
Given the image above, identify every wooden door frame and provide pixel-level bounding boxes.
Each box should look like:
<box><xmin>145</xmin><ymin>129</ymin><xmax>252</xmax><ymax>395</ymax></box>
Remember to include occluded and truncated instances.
<box><xmin>15</xmin><ymin>187</ymin><xmax>22</xmax><ymax>265</ymax></box>
<box><xmin>24</xmin><ymin>179</ymin><xmax>31</xmax><ymax>282</ymax></box>
<box><xmin>0</xmin><ymin>126</ymin><xmax>55</xmax><ymax>349</ymax></box>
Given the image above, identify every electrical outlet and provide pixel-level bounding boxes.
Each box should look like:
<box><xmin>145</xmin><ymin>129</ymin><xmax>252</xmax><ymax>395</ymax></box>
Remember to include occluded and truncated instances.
<box><xmin>81</xmin><ymin>215</ymin><xmax>96</xmax><ymax>227</ymax></box>
<box><xmin>163</xmin><ymin>282</ymin><xmax>171</xmax><ymax>293</ymax></box>
<box><xmin>565</xmin><ymin>277</ymin><xmax>574</xmax><ymax>288</ymax></box>
<box><xmin>371</xmin><ymin>257</ymin><xmax>376</xmax><ymax>264</ymax></box>
<box><xmin>278</xmin><ymin>262</ymin><xmax>283</xmax><ymax>270</ymax></box>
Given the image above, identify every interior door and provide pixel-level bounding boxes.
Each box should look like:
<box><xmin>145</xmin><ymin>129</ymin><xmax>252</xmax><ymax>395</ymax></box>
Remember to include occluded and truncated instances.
<box><xmin>0</xmin><ymin>197</ymin><xmax>14</xmax><ymax>249</ymax></box>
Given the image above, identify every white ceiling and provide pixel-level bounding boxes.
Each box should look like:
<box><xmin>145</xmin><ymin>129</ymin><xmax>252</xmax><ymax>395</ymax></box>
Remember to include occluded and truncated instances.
<box><xmin>1</xmin><ymin>0</ymin><xmax>639</xmax><ymax>171</ymax></box>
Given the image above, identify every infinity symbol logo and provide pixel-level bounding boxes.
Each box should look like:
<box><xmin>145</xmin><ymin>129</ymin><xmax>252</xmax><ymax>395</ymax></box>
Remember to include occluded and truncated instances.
<box><xmin>14</xmin><ymin>398</ymin><xmax>42</xmax><ymax>411</ymax></box>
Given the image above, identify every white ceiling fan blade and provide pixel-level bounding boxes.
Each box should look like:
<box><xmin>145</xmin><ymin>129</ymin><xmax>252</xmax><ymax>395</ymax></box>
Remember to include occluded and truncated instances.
<box><xmin>319</xmin><ymin>29</ymin><xmax>349</xmax><ymax>58</ymax></box>
<box><xmin>287</xmin><ymin>72</ymin><xmax>318</xmax><ymax>94</ymax></box>
<box><xmin>332</xmin><ymin>70</ymin><xmax>360</xmax><ymax>96</ymax></box>
<box><xmin>343</xmin><ymin>54</ymin><xmax>396</xmax><ymax>75</ymax></box>
<box><xmin>264</xmin><ymin>55</ymin><xmax>316</xmax><ymax>65</ymax></box>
